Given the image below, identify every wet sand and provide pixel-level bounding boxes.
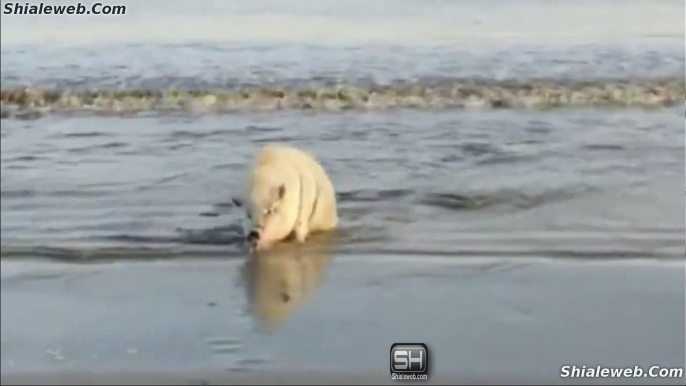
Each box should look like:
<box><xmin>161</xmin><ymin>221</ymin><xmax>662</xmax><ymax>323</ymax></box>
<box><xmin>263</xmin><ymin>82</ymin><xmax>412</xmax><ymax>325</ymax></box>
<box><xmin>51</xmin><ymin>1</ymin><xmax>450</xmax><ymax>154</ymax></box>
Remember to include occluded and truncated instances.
<box><xmin>2</xmin><ymin>252</ymin><xmax>684</xmax><ymax>385</ymax></box>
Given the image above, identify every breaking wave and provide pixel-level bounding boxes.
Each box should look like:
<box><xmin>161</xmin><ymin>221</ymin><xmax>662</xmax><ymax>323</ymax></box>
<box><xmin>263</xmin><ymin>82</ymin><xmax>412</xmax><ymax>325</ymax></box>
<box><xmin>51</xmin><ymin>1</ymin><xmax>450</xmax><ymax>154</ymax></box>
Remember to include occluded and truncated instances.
<box><xmin>1</xmin><ymin>77</ymin><xmax>683</xmax><ymax>118</ymax></box>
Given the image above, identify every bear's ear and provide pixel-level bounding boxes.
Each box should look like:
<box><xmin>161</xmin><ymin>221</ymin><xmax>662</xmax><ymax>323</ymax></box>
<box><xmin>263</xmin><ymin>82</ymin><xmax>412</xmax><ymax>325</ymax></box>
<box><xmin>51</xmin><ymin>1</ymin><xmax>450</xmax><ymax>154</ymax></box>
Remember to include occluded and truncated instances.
<box><xmin>277</xmin><ymin>184</ymin><xmax>286</xmax><ymax>199</ymax></box>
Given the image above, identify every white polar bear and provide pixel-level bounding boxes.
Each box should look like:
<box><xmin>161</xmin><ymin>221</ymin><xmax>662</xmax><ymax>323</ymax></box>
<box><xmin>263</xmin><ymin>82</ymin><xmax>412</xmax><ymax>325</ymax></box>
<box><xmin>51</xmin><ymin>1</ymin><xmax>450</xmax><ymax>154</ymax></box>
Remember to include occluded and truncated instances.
<box><xmin>241</xmin><ymin>143</ymin><xmax>338</xmax><ymax>251</ymax></box>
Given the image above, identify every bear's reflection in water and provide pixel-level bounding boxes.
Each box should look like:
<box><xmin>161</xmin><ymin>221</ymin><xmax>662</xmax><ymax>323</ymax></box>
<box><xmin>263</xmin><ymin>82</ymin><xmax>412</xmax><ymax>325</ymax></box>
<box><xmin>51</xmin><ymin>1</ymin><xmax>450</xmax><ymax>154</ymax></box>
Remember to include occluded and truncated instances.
<box><xmin>243</xmin><ymin>233</ymin><xmax>336</xmax><ymax>333</ymax></box>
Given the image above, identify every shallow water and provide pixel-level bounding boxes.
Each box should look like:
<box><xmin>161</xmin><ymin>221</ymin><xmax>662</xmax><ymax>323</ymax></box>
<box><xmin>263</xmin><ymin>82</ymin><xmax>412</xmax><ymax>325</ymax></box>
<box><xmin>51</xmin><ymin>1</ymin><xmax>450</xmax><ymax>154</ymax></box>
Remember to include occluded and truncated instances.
<box><xmin>1</xmin><ymin>107</ymin><xmax>684</xmax><ymax>261</ymax></box>
<box><xmin>1</xmin><ymin>0</ymin><xmax>685</xmax><ymax>384</ymax></box>
<box><xmin>1</xmin><ymin>258</ymin><xmax>684</xmax><ymax>385</ymax></box>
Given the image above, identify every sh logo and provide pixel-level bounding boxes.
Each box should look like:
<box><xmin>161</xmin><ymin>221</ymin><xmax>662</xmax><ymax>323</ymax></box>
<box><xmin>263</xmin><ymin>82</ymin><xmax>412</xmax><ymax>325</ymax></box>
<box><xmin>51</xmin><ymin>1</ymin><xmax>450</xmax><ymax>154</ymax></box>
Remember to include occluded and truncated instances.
<box><xmin>390</xmin><ymin>343</ymin><xmax>429</xmax><ymax>378</ymax></box>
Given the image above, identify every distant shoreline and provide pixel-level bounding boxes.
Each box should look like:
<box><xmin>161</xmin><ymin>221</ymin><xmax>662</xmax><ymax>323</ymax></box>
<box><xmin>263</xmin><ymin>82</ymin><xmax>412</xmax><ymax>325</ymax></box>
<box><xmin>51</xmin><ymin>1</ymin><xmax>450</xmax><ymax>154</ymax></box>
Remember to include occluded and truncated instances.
<box><xmin>1</xmin><ymin>0</ymin><xmax>682</xmax><ymax>48</ymax></box>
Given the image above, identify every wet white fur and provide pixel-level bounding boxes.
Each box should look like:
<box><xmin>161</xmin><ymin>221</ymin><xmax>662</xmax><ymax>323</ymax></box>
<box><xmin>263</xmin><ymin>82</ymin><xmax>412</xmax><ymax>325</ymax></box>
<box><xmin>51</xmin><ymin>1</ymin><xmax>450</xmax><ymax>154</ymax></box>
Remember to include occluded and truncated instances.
<box><xmin>242</xmin><ymin>144</ymin><xmax>338</xmax><ymax>250</ymax></box>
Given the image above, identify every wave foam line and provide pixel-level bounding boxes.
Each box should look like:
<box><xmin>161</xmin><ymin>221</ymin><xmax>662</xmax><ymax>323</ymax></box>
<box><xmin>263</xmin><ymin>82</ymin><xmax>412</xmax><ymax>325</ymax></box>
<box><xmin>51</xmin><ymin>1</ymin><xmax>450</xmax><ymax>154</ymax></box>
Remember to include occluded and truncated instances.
<box><xmin>1</xmin><ymin>78</ymin><xmax>683</xmax><ymax>117</ymax></box>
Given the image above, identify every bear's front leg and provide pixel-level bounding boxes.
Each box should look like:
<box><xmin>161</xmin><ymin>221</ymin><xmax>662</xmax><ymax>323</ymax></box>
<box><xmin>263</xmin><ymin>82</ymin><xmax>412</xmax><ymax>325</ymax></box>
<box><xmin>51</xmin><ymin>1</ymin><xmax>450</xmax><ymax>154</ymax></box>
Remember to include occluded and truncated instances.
<box><xmin>294</xmin><ymin>220</ymin><xmax>309</xmax><ymax>244</ymax></box>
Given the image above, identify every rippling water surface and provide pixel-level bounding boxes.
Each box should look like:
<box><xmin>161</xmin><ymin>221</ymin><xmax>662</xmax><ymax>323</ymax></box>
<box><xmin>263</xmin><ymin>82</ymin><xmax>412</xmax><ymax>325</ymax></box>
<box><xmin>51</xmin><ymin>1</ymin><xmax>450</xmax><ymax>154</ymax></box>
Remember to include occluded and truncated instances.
<box><xmin>2</xmin><ymin>40</ymin><xmax>683</xmax><ymax>260</ymax></box>
<box><xmin>1</xmin><ymin>106</ymin><xmax>684</xmax><ymax>261</ymax></box>
<box><xmin>1</xmin><ymin>0</ymin><xmax>685</xmax><ymax>383</ymax></box>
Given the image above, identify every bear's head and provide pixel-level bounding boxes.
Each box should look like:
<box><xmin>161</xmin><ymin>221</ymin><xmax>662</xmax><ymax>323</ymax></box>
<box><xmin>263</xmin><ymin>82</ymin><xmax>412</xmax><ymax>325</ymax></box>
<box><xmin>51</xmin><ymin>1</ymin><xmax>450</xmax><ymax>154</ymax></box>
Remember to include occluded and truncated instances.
<box><xmin>246</xmin><ymin>181</ymin><xmax>298</xmax><ymax>251</ymax></box>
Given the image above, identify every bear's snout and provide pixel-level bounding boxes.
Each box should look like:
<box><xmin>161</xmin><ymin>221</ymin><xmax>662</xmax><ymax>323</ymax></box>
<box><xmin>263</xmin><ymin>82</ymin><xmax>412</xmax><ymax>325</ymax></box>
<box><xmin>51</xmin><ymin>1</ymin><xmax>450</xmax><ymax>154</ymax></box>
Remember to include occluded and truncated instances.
<box><xmin>247</xmin><ymin>230</ymin><xmax>260</xmax><ymax>244</ymax></box>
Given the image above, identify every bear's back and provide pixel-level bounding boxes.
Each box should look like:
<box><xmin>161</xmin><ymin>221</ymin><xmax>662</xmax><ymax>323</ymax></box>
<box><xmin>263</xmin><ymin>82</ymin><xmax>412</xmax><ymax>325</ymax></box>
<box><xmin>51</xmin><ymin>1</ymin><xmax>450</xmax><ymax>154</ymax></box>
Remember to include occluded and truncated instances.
<box><xmin>256</xmin><ymin>144</ymin><xmax>316</xmax><ymax>167</ymax></box>
<box><xmin>255</xmin><ymin>144</ymin><xmax>331</xmax><ymax>187</ymax></box>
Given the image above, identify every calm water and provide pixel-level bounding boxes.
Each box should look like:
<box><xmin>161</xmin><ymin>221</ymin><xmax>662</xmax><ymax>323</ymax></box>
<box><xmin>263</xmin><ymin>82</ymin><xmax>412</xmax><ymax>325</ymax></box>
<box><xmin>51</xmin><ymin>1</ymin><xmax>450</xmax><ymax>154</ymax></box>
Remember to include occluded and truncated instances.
<box><xmin>1</xmin><ymin>0</ymin><xmax>685</xmax><ymax>384</ymax></box>
<box><xmin>1</xmin><ymin>106</ymin><xmax>684</xmax><ymax>260</ymax></box>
